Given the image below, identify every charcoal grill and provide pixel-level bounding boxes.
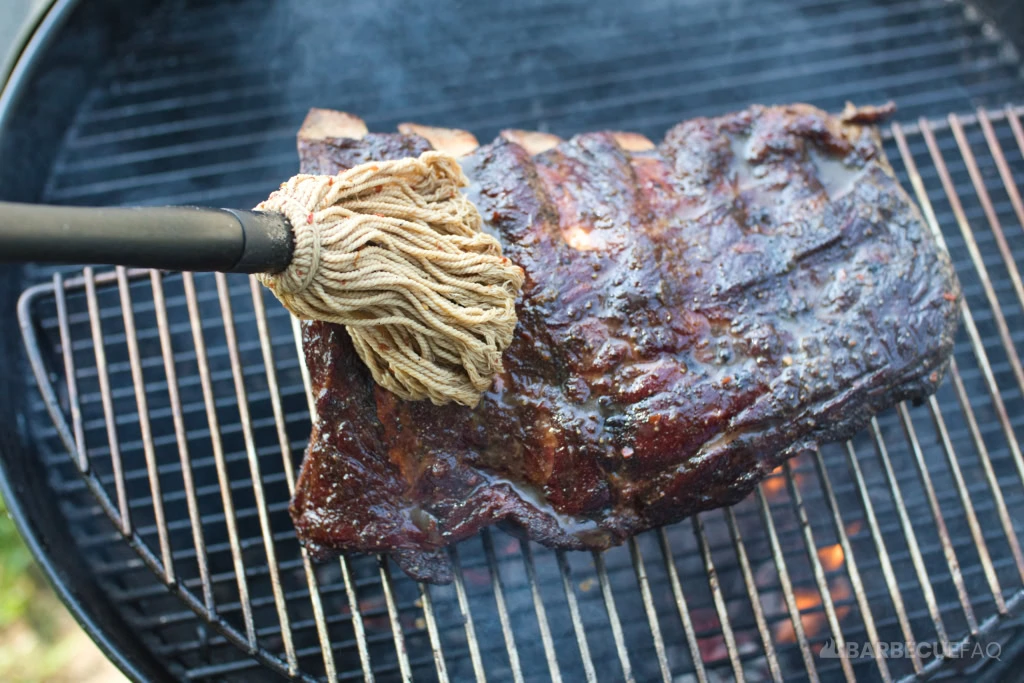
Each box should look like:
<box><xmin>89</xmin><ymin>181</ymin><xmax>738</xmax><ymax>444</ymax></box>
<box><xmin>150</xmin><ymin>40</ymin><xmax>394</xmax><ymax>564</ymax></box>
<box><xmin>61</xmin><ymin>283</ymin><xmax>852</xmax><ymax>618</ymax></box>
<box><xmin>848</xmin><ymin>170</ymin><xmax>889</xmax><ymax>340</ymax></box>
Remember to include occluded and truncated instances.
<box><xmin>3</xmin><ymin>0</ymin><xmax>1024</xmax><ymax>680</ymax></box>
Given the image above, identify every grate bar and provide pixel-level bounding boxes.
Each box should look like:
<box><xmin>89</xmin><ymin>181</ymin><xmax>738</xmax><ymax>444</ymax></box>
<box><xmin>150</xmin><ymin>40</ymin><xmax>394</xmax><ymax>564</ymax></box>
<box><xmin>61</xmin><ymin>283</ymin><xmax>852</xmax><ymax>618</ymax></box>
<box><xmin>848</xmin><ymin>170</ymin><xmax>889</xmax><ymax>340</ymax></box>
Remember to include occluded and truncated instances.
<box><xmin>53</xmin><ymin>274</ymin><xmax>88</xmax><ymax>472</ymax></box>
<box><xmin>419</xmin><ymin>584</ymin><xmax>450</xmax><ymax>682</ymax></box>
<box><xmin>338</xmin><ymin>556</ymin><xmax>375</xmax><ymax>682</ymax></box>
<box><xmin>869</xmin><ymin>417</ymin><xmax>950</xmax><ymax>652</ymax></box>
<box><xmin>249</xmin><ymin>279</ymin><xmax>339</xmax><ymax>681</ymax></box>
<box><xmin>556</xmin><ymin>551</ymin><xmax>598</xmax><ymax>683</ymax></box>
<box><xmin>519</xmin><ymin>540</ymin><xmax>562</xmax><ymax>683</ymax></box>
<box><xmin>657</xmin><ymin>528</ymin><xmax>709</xmax><ymax>683</ymax></box>
<box><xmin>152</xmin><ymin>270</ymin><xmax>213</xmax><ymax>611</ymax></box>
<box><xmin>897</xmin><ymin>402</ymin><xmax>977</xmax><ymax>634</ymax></box>
<box><xmin>1007</xmin><ymin>108</ymin><xmax>1024</xmax><ymax>173</ymax></box>
<box><xmin>481</xmin><ymin>529</ymin><xmax>525</xmax><ymax>683</ymax></box>
<box><xmin>783</xmin><ymin>460</ymin><xmax>857</xmax><ymax>682</ymax></box>
<box><xmin>589</xmin><ymin>552</ymin><xmax>634</xmax><ymax>679</ymax></box>
<box><xmin>215</xmin><ymin>273</ymin><xmax>297</xmax><ymax>672</ymax></box>
<box><xmin>448</xmin><ymin>547</ymin><xmax>487</xmax><ymax>682</ymax></box>
<box><xmin>378</xmin><ymin>557</ymin><xmax>414</xmax><ymax>683</ymax></box>
<box><xmin>117</xmin><ymin>267</ymin><xmax>175</xmax><ymax>583</ymax></box>
<box><xmin>592</xmin><ymin>550</ymin><xmax>635</xmax><ymax>682</ymax></box>
<box><xmin>842</xmin><ymin>440</ymin><xmax>922</xmax><ymax>673</ymax></box>
<box><xmin>811</xmin><ymin>448</ymin><xmax>891</xmax><ymax>681</ymax></box>
<box><xmin>84</xmin><ymin>267</ymin><xmax>131</xmax><ymax>535</ymax></box>
<box><xmin>722</xmin><ymin>508</ymin><xmax>783</xmax><ymax>682</ymax></box>
<box><xmin>627</xmin><ymin>537</ymin><xmax>672</xmax><ymax>683</ymax></box>
<box><xmin>692</xmin><ymin>514</ymin><xmax>745</xmax><ymax>682</ymax></box>
<box><xmin>754</xmin><ymin>487</ymin><xmax>820</xmax><ymax>681</ymax></box>
<box><xmin>182</xmin><ymin>272</ymin><xmax>257</xmax><ymax>647</ymax></box>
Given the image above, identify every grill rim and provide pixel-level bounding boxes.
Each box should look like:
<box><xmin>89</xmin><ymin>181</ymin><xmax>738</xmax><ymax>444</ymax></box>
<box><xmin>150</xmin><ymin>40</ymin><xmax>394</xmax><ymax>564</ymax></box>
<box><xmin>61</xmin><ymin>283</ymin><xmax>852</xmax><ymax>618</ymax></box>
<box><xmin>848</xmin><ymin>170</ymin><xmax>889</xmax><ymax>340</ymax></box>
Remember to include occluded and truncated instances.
<box><xmin>5</xmin><ymin>1</ymin><xmax>1024</xmax><ymax>681</ymax></box>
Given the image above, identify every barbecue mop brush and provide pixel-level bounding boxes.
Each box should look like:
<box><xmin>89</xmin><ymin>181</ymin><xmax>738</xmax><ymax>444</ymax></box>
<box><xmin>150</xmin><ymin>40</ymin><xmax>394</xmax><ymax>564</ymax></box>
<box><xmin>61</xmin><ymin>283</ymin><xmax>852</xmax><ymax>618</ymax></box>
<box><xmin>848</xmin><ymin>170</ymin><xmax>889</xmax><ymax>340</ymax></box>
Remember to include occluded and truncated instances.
<box><xmin>0</xmin><ymin>152</ymin><xmax>525</xmax><ymax>407</ymax></box>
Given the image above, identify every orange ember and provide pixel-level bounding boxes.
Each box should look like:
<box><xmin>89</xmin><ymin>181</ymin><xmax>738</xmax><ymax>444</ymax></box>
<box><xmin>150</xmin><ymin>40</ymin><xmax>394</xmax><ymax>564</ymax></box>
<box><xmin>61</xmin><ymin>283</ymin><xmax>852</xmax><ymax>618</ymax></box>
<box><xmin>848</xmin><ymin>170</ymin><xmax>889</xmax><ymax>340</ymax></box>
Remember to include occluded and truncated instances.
<box><xmin>762</xmin><ymin>464</ymin><xmax>805</xmax><ymax>499</ymax></box>
<box><xmin>846</xmin><ymin>520</ymin><xmax>863</xmax><ymax>536</ymax></box>
<box><xmin>795</xmin><ymin>587</ymin><xmax>821</xmax><ymax>612</ymax></box>
<box><xmin>774</xmin><ymin>577</ymin><xmax>853</xmax><ymax>644</ymax></box>
<box><xmin>818</xmin><ymin>544</ymin><xmax>845</xmax><ymax>572</ymax></box>
<box><xmin>762</xmin><ymin>465</ymin><xmax>787</xmax><ymax>498</ymax></box>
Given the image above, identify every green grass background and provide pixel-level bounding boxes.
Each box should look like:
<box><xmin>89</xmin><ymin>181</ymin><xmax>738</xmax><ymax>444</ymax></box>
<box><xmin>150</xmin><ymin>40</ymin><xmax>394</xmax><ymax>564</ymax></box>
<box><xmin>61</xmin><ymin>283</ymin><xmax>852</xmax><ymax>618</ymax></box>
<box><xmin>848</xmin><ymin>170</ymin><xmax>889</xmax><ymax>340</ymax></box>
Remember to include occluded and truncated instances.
<box><xmin>0</xmin><ymin>493</ymin><xmax>122</xmax><ymax>681</ymax></box>
<box><xmin>0</xmin><ymin>493</ymin><xmax>35</xmax><ymax>629</ymax></box>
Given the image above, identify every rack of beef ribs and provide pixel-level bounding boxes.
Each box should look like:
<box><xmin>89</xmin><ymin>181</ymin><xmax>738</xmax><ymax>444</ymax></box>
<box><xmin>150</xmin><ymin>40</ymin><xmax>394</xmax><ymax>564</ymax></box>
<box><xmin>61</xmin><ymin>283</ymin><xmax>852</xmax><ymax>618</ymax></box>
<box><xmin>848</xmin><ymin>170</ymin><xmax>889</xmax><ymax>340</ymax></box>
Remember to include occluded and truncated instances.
<box><xmin>289</xmin><ymin>103</ymin><xmax>961</xmax><ymax>584</ymax></box>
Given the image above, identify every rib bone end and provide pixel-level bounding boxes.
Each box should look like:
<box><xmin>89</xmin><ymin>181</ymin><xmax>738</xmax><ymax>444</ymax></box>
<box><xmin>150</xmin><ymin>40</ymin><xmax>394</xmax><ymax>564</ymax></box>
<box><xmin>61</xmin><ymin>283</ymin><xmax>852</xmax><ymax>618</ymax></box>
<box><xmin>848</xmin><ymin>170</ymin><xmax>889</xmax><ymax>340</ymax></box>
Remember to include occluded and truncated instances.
<box><xmin>500</xmin><ymin>129</ymin><xmax>563</xmax><ymax>156</ymax></box>
<box><xmin>299</xmin><ymin>109</ymin><xmax>369</xmax><ymax>141</ymax></box>
<box><xmin>398</xmin><ymin>123</ymin><xmax>480</xmax><ymax>157</ymax></box>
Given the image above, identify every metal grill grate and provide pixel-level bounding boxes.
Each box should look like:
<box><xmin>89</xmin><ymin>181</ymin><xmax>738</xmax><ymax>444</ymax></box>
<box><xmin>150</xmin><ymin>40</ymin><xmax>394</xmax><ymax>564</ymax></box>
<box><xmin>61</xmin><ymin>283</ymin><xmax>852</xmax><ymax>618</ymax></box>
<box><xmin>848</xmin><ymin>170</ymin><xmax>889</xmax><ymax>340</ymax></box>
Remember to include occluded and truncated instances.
<box><xmin>10</xmin><ymin>0</ymin><xmax>1024</xmax><ymax>680</ymax></box>
<box><xmin>16</xmin><ymin>110</ymin><xmax>1024</xmax><ymax>682</ymax></box>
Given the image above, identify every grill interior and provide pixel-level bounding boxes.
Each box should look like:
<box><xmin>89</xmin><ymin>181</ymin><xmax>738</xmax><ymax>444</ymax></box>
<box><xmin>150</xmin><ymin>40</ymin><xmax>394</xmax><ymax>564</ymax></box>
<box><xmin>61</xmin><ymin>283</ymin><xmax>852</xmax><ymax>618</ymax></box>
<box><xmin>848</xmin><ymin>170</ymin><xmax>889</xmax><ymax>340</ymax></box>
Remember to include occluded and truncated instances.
<box><xmin>7</xmin><ymin>0</ymin><xmax>1024</xmax><ymax>680</ymax></box>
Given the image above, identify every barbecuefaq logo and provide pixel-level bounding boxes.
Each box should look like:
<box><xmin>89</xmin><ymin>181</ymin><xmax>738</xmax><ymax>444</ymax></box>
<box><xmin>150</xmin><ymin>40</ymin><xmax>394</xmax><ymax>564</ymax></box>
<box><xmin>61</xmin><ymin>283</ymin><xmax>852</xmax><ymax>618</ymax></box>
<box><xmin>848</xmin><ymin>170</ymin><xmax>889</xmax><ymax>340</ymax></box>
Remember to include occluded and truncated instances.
<box><xmin>819</xmin><ymin>638</ymin><xmax>1001</xmax><ymax>661</ymax></box>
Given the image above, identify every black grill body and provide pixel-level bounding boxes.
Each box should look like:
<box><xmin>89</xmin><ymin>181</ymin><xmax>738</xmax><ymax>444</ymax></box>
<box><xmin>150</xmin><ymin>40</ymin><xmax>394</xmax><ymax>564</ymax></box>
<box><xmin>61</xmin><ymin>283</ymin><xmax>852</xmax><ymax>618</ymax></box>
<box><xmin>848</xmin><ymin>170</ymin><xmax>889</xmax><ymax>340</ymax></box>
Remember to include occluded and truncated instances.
<box><xmin>3</xmin><ymin>1</ymin><xmax>1024</xmax><ymax>681</ymax></box>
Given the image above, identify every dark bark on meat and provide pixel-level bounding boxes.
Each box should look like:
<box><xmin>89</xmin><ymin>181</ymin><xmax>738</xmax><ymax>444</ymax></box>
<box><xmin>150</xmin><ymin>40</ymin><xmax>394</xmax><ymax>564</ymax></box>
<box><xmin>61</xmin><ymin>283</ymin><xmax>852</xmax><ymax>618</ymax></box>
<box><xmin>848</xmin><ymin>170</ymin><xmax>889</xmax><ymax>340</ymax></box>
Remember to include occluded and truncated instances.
<box><xmin>289</xmin><ymin>104</ymin><xmax>962</xmax><ymax>583</ymax></box>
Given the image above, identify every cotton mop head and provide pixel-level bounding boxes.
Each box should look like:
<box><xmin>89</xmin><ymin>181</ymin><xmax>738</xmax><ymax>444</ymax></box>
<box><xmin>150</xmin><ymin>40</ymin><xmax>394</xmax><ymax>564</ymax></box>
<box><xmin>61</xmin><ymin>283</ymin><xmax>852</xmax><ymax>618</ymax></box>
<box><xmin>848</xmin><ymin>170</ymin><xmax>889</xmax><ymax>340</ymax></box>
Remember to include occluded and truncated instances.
<box><xmin>256</xmin><ymin>151</ymin><xmax>525</xmax><ymax>407</ymax></box>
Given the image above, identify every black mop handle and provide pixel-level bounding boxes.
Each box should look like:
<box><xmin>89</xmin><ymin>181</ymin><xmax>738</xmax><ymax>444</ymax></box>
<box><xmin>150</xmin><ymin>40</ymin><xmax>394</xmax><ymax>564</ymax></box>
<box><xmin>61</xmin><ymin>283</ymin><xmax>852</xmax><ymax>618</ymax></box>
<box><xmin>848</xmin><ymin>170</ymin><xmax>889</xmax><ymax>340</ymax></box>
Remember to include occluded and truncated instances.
<box><xmin>0</xmin><ymin>201</ymin><xmax>294</xmax><ymax>273</ymax></box>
